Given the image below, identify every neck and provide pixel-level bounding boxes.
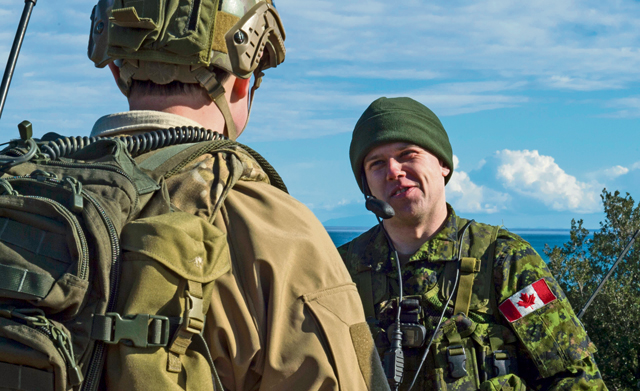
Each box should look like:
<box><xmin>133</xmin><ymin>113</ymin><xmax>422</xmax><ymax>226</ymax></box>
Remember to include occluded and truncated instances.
<box><xmin>128</xmin><ymin>93</ymin><xmax>225</xmax><ymax>131</ymax></box>
<box><xmin>382</xmin><ymin>201</ymin><xmax>449</xmax><ymax>256</ymax></box>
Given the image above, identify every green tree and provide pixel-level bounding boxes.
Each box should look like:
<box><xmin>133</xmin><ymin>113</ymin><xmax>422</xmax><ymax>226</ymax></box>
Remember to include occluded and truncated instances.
<box><xmin>545</xmin><ymin>190</ymin><xmax>640</xmax><ymax>391</ymax></box>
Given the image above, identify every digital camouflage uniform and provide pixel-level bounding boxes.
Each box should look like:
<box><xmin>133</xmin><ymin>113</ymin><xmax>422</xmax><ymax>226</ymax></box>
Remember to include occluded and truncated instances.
<box><xmin>92</xmin><ymin>111</ymin><xmax>389</xmax><ymax>391</ymax></box>
<box><xmin>339</xmin><ymin>205</ymin><xmax>606</xmax><ymax>391</ymax></box>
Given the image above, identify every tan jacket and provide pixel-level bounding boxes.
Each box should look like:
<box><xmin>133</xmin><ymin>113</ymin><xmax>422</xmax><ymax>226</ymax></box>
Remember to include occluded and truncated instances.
<box><xmin>92</xmin><ymin>111</ymin><xmax>387</xmax><ymax>391</ymax></box>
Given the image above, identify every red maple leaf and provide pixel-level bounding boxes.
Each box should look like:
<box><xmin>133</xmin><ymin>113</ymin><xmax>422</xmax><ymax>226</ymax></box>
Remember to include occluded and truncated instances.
<box><xmin>517</xmin><ymin>292</ymin><xmax>536</xmax><ymax>308</ymax></box>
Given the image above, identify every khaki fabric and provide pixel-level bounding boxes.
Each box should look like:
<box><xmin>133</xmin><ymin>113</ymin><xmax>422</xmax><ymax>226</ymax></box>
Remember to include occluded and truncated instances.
<box><xmin>96</xmin><ymin>112</ymin><xmax>386</xmax><ymax>391</ymax></box>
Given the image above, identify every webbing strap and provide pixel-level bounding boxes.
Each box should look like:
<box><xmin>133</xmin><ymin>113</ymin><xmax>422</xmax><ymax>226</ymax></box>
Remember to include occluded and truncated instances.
<box><xmin>212</xmin><ymin>92</ymin><xmax>237</xmax><ymax>142</ymax></box>
<box><xmin>194</xmin><ymin>68</ymin><xmax>237</xmax><ymax>141</ymax></box>
<box><xmin>0</xmin><ymin>362</ymin><xmax>54</xmax><ymax>391</ymax></box>
<box><xmin>0</xmin><ymin>264</ymin><xmax>54</xmax><ymax>299</ymax></box>
<box><xmin>453</xmin><ymin>257</ymin><xmax>482</xmax><ymax>316</ymax></box>
<box><xmin>137</xmin><ymin>143</ymin><xmax>198</xmax><ymax>172</ymax></box>
<box><xmin>0</xmin><ymin>217</ymin><xmax>70</xmax><ymax>263</ymax></box>
<box><xmin>167</xmin><ymin>280</ymin><xmax>205</xmax><ymax>373</ymax></box>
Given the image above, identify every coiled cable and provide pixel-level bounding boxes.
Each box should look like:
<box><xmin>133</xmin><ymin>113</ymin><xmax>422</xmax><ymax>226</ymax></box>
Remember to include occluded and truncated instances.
<box><xmin>41</xmin><ymin>126</ymin><xmax>227</xmax><ymax>160</ymax></box>
<box><xmin>32</xmin><ymin>126</ymin><xmax>288</xmax><ymax>194</ymax></box>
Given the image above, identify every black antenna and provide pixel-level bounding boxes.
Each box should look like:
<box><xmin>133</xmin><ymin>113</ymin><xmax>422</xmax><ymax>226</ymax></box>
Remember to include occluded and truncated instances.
<box><xmin>0</xmin><ymin>0</ymin><xmax>38</xmax><ymax>121</ymax></box>
<box><xmin>577</xmin><ymin>228</ymin><xmax>640</xmax><ymax>319</ymax></box>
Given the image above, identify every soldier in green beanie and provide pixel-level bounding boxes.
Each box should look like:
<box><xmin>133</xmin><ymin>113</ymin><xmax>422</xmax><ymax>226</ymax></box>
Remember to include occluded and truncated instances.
<box><xmin>339</xmin><ymin>97</ymin><xmax>607</xmax><ymax>391</ymax></box>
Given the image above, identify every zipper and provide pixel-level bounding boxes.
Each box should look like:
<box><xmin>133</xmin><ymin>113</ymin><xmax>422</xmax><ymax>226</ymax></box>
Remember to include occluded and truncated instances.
<box><xmin>5</xmin><ymin>174</ymin><xmax>121</xmax><ymax>391</ymax></box>
<box><xmin>6</xmin><ymin>177</ymin><xmax>90</xmax><ymax>280</ymax></box>
<box><xmin>6</xmin><ymin>309</ymin><xmax>84</xmax><ymax>386</ymax></box>
<box><xmin>43</xmin><ymin>160</ymin><xmax>140</xmax><ymax>212</ymax></box>
<box><xmin>80</xmin><ymin>190</ymin><xmax>120</xmax><ymax>391</ymax></box>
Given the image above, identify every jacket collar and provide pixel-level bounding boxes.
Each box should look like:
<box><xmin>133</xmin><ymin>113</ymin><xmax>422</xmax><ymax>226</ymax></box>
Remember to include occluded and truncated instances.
<box><xmin>367</xmin><ymin>204</ymin><xmax>464</xmax><ymax>271</ymax></box>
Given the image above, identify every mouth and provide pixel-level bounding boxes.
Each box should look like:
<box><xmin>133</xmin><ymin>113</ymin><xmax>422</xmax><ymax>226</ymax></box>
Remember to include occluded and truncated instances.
<box><xmin>391</xmin><ymin>186</ymin><xmax>411</xmax><ymax>197</ymax></box>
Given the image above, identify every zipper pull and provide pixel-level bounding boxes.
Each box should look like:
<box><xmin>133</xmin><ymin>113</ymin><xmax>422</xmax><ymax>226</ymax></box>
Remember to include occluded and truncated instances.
<box><xmin>51</xmin><ymin>326</ymin><xmax>84</xmax><ymax>386</ymax></box>
<box><xmin>30</xmin><ymin>169</ymin><xmax>58</xmax><ymax>182</ymax></box>
<box><xmin>64</xmin><ymin>177</ymin><xmax>84</xmax><ymax>213</ymax></box>
<box><xmin>13</xmin><ymin>310</ymin><xmax>84</xmax><ymax>387</ymax></box>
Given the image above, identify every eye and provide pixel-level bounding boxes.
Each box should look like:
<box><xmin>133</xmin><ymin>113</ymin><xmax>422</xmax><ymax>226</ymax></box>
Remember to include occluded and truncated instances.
<box><xmin>399</xmin><ymin>149</ymin><xmax>418</xmax><ymax>160</ymax></box>
<box><xmin>366</xmin><ymin>159</ymin><xmax>384</xmax><ymax>171</ymax></box>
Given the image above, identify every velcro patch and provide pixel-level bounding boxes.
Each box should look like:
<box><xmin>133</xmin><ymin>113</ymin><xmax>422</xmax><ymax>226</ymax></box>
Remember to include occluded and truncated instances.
<box><xmin>499</xmin><ymin>279</ymin><xmax>557</xmax><ymax>323</ymax></box>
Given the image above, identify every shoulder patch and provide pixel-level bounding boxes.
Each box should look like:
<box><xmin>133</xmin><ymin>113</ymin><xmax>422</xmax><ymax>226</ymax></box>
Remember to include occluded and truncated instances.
<box><xmin>499</xmin><ymin>279</ymin><xmax>557</xmax><ymax>322</ymax></box>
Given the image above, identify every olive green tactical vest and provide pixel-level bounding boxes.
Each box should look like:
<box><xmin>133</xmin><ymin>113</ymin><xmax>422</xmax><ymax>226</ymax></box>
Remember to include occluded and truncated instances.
<box><xmin>0</xmin><ymin>137</ymin><xmax>285</xmax><ymax>391</ymax></box>
<box><xmin>344</xmin><ymin>221</ymin><xmax>521</xmax><ymax>391</ymax></box>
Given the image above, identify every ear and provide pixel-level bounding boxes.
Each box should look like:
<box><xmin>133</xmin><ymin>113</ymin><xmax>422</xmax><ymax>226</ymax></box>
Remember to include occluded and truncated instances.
<box><xmin>108</xmin><ymin>62</ymin><xmax>120</xmax><ymax>83</ymax></box>
<box><xmin>232</xmin><ymin>77</ymin><xmax>251</xmax><ymax>99</ymax></box>
<box><xmin>440</xmin><ymin>160</ymin><xmax>451</xmax><ymax>177</ymax></box>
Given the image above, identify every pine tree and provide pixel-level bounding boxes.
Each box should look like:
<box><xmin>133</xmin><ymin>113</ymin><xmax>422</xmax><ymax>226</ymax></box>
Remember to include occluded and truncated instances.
<box><xmin>546</xmin><ymin>190</ymin><xmax>640</xmax><ymax>390</ymax></box>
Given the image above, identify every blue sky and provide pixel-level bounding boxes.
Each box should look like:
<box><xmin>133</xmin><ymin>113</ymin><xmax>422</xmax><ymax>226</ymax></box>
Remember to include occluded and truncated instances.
<box><xmin>1</xmin><ymin>0</ymin><xmax>639</xmax><ymax>229</ymax></box>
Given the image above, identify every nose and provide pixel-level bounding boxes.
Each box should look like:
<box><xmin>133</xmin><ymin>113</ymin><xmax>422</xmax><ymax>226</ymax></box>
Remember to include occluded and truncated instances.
<box><xmin>386</xmin><ymin>158</ymin><xmax>405</xmax><ymax>180</ymax></box>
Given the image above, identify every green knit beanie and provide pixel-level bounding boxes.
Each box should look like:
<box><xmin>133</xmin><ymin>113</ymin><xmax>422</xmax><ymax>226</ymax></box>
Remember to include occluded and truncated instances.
<box><xmin>350</xmin><ymin>97</ymin><xmax>454</xmax><ymax>192</ymax></box>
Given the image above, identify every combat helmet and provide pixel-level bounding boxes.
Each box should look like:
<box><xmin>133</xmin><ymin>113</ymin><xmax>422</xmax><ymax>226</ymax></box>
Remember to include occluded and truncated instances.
<box><xmin>87</xmin><ymin>0</ymin><xmax>286</xmax><ymax>140</ymax></box>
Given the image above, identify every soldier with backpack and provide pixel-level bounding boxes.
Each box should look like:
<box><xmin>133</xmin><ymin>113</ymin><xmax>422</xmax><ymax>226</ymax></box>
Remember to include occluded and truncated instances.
<box><xmin>0</xmin><ymin>0</ymin><xmax>387</xmax><ymax>390</ymax></box>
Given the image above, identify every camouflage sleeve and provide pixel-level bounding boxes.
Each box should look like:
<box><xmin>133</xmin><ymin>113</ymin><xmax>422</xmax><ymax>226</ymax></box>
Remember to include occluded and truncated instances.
<box><xmin>493</xmin><ymin>230</ymin><xmax>607</xmax><ymax>390</ymax></box>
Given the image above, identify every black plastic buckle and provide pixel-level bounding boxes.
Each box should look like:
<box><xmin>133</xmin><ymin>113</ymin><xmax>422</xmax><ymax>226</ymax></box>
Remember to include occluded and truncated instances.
<box><xmin>447</xmin><ymin>345</ymin><xmax>468</xmax><ymax>379</ymax></box>
<box><xmin>98</xmin><ymin>313</ymin><xmax>170</xmax><ymax>348</ymax></box>
<box><xmin>491</xmin><ymin>350</ymin><xmax>512</xmax><ymax>378</ymax></box>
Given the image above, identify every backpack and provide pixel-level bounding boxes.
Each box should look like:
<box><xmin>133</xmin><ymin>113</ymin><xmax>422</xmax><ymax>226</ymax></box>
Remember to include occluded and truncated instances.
<box><xmin>0</xmin><ymin>125</ymin><xmax>286</xmax><ymax>391</ymax></box>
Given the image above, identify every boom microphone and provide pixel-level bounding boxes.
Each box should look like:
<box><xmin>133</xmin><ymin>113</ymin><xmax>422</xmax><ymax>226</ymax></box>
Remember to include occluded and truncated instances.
<box><xmin>365</xmin><ymin>197</ymin><xmax>395</xmax><ymax>220</ymax></box>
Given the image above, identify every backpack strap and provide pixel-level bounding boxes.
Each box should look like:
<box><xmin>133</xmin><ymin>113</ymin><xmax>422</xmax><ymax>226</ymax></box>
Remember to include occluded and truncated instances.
<box><xmin>167</xmin><ymin>280</ymin><xmax>205</xmax><ymax>371</ymax></box>
<box><xmin>487</xmin><ymin>225</ymin><xmax>501</xmax><ymax>317</ymax></box>
<box><xmin>453</xmin><ymin>257</ymin><xmax>482</xmax><ymax>316</ymax></box>
<box><xmin>450</xmin><ymin>223</ymin><xmax>501</xmax><ymax>317</ymax></box>
<box><xmin>135</xmin><ymin>139</ymin><xmax>288</xmax><ymax>193</ymax></box>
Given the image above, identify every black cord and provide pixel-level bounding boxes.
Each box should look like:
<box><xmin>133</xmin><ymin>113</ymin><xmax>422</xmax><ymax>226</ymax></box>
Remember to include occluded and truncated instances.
<box><xmin>40</xmin><ymin>126</ymin><xmax>227</xmax><ymax>160</ymax></box>
<box><xmin>407</xmin><ymin>220</ymin><xmax>474</xmax><ymax>391</ymax></box>
<box><xmin>379</xmin><ymin>217</ymin><xmax>405</xmax><ymax>391</ymax></box>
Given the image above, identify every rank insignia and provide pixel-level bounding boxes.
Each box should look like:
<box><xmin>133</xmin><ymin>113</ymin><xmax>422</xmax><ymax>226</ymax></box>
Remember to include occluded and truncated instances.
<box><xmin>498</xmin><ymin>278</ymin><xmax>557</xmax><ymax>322</ymax></box>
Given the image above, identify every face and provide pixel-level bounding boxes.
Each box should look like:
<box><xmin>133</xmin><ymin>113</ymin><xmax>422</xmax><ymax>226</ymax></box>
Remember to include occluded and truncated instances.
<box><xmin>363</xmin><ymin>142</ymin><xmax>450</xmax><ymax>225</ymax></box>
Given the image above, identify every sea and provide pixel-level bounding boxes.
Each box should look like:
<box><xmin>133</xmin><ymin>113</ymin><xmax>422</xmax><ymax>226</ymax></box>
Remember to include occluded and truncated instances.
<box><xmin>325</xmin><ymin>227</ymin><xmax>575</xmax><ymax>262</ymax></box>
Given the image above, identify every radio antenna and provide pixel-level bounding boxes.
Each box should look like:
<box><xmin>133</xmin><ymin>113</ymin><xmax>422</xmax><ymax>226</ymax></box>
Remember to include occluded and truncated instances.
<box><xmin>0</xmin><ymin>0</ymin><xmax>38</xmax><ymax>121</ymax></box>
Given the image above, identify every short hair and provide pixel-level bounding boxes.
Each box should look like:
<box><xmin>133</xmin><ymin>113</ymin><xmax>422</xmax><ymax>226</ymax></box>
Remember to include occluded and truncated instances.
<box><xmin>129</xmin><ymin>67</ymin><xmax>232</xmax><ymax>97</ymax></box>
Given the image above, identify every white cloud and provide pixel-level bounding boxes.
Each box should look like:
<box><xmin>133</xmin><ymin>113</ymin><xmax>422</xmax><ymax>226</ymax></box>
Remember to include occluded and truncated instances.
<box><xmin>306</xmin><ymin>67</ymin><xmax>441</xmax><ymax>80</ymax></box>
<box><xmin>588</xmin><ymin>165</ymin><xmax>630</xmax><ymax>181</ymax></box>
<box><xmin>447</xmin><ymin>155</ymin><xmax>510</xmax><ymax>213</ymax></box>
<box><xmin>495</xmin><ymin>149</ymin><xmax>600</xmax><ymax>213</ymax></box>
<box><xmin>279</xmin><ymin>0</ymin><xmax>640</xmax><ymax>91</ymax></box>
<box><xmin>546</xmin><ymin>76</ymin><xmax>624</xmax><ymax>91</ymax></box>
<box><xmin>245</xmin><ymin>78</ymin><xmax>529</xmax><ymax>141</ymax></box>
<box><xmin>604</xmin><ymin>96</ymin><xmax>640</xmax><ymax>118</ymax></box>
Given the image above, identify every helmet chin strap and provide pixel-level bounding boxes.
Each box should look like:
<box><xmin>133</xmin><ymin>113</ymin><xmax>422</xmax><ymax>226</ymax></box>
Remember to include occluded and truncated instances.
<box><xmin>118</xmin><ymin>64</ymin><xmax>266</xmax><ymax>142</ymax></box>
<box><xmin>194</xmin><ymin>68</ymin><xmax>238</xmax><ymax>141</ymax></box>
<box><xmin>194</xmin><ymin>68</ymin><xmax>266</xmax><ymax>141</ymax></box>
<box><xmin>243</xmin><ymin>70</ymin><xmax>264</xmax><ymax>132</ymax></box>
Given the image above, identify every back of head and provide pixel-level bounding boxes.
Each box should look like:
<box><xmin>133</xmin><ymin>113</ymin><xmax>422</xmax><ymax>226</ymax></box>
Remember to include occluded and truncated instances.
<box><xmin>87</xmin><ymin>0</ymin><xmax>286</xmax><ymax>139</ymax></box>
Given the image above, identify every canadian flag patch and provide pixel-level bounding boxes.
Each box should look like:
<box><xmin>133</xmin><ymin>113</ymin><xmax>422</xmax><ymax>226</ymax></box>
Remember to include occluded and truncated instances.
<box><xmin>498</xmin><ymin>279</ymin><xmax>557</xmax><ymax>322</ymax></box>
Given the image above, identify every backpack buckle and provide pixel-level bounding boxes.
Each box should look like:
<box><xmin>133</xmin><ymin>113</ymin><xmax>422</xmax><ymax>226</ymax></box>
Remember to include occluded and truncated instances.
<box><xmin>446</xmin><ymin>345</ymin><xmax>468</xmax><ymax>379</ymax></box>
<box><xmin>491</xmin><ymin>350</ymin><xmax>514</xmax><ymax>378</ymax></box>
<box><xmin>92</xmin><ymin>313</ymin><xmax>170</xmax><ymax>348</ymax></box>
<box><xmin>185</xmin><ymin>291</ymin><xmax>205</xmax><ymax>334</ymax></box>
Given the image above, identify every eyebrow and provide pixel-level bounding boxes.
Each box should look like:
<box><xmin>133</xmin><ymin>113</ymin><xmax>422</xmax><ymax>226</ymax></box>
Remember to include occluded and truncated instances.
<box><xmin>364</xmin><ymin>152</ymin><xmax>383</xmax><ymax>164</ymax></box>
<box><xmin>364</xmin><ymin>144</ymin><xmax>414</xmax><ymax>164</ymax></box>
